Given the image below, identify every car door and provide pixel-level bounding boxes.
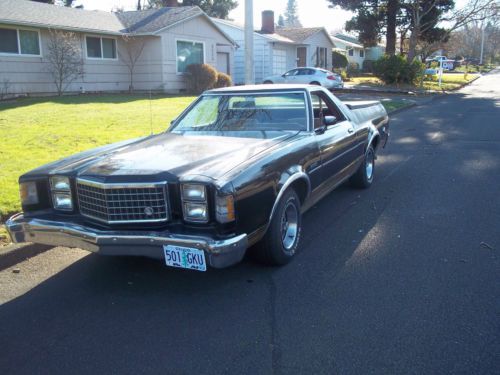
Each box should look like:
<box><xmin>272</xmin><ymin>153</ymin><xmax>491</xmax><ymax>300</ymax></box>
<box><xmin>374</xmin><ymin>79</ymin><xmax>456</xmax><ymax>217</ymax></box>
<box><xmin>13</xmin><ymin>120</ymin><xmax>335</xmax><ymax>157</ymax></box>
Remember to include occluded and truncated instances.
<box><xmin>310</xmin><ymin>90</ymin><xmax>359</xmax><ymax>186</ymax></box>
<box><xmin>282</xmin><ymin>69</ymin><xmax>299</xmax><ymax>84</ymax></box>
<box><xmin>294</xmin><ymin>68</ymin><xmax>311</xmax><ymax>84</ymax></box>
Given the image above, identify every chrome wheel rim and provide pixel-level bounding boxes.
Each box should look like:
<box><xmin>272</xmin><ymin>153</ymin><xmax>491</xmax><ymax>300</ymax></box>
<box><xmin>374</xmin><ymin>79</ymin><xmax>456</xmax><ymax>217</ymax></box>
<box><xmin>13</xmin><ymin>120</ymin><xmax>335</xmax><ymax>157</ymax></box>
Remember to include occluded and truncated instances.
<box><xmin>366</xmin><ymin>151</ymin><xmax>374</xmax><ymax>180</ymax></box>
<box><xmin>281</xmin><ymin>201</ymin><xmax>298</xmax><ymax>251</ymax></box>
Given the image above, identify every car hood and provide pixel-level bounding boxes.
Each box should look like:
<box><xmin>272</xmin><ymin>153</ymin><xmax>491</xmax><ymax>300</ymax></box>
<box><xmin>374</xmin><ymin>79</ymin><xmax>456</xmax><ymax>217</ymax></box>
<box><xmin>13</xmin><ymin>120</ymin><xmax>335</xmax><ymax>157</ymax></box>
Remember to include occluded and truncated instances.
<box><xmin>28</xmin><ymin>131</ymin><xmax>298</xmax><ymax>181</ymax></box>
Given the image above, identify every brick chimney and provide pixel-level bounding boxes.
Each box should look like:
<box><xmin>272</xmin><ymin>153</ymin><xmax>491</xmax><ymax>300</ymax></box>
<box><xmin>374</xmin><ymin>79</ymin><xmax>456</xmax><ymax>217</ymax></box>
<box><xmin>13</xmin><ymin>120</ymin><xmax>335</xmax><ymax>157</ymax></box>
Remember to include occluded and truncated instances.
<box><xmin>164</xmin><ymin>0</ymin><xmax>179</xmax><ymax>6</ymax></box>
<box><xmin>261</xmin><ymin>10</ymin><xmax>275</xmax><ymax>34</ymax></box>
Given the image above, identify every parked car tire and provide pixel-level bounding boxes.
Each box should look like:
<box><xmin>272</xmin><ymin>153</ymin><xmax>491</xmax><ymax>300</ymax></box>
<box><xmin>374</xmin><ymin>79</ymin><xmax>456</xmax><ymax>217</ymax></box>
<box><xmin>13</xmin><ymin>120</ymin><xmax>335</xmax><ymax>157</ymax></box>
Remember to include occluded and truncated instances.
<box><xmin>310</xmin><ymin>81</ymin><xmax>321</xmax><ymax>85</ymax></box>
<box><xmin>350</xmin><ymin>145</ymin><xmax>375</xmax><ymax>189</ymax></box>
<box><xmin>254</xmin><ymin>189</ymin><xmax>302</xmax><ymax>265</ymax></box>
<box><xmin>263</xmin><ymin>80</ymin><xmax>273</xmax><ymax>84</ymax></box>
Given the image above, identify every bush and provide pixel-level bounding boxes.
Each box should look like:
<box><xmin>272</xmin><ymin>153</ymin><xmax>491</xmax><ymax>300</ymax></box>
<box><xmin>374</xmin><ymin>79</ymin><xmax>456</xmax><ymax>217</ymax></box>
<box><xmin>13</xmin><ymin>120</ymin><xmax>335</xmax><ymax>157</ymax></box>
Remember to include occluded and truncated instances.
<box><xmin>373</xmin><ymin>55</ymin><xmax>424</xmax><ymax>85</ymax></box>
<box><xmin>362</xmin><ymin>60</ymin><xmax>375</xmax><ymax>73</ymax></box>
<box><xmin>347</xmin><ymin>62</ymin><xmax>360</xmax><ymax>76</ymax></box>
<box><xmin>185</xmin><ymin>64</ymin><xmax>217</xmax><ymax>94</ymax></box>
<box><xmin>332</xmin><ymin>51</ymin><xmax>348</xmax><ymax>69</ymax></box>
<box><xmin>215</xmin><ymin>72</ymin><xmax>232</xmax><ymax>88</ymax></box>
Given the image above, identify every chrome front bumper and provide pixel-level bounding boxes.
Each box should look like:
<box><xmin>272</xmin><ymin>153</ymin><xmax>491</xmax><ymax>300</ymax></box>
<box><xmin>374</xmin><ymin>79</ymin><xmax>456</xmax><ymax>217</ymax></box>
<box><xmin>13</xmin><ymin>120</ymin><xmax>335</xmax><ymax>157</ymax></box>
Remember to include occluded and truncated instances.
<box><xmin>6</xmin><ymin>213</ymin><xmax>248</xmax><ymax>269</ymax></box>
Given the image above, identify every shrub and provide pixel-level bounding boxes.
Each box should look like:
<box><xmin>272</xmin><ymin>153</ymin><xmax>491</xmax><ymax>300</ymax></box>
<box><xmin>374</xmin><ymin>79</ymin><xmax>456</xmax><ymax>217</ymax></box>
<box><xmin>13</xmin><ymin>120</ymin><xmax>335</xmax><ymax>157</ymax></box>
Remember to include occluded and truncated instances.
<box><xmin>373</xmin><ymin>55</ymin><xmax>424</xmax><ymax>85</ymax></box>
<box><xmin>185</xmin><ymin>64</ymin><xmax>217</xmax><ymax>94</ymax></box>
<box><xmin>347</xmin><ymin>62</ymin><xmax>360</xmax><ymax>76</ymax></box>
<box><xmin>215</xmin><ymin>72</ymin><xmax>232</xmax><ymax>88</ymax></box>
<box><xmin>362</xmin><ymin>60</ymin><xmax>375</xmax><ymax>73</ymax></box>
<box><xmin>332</xmin><ymin>51</ymin><xmax>348</xmax><ymax>69</ymax></box>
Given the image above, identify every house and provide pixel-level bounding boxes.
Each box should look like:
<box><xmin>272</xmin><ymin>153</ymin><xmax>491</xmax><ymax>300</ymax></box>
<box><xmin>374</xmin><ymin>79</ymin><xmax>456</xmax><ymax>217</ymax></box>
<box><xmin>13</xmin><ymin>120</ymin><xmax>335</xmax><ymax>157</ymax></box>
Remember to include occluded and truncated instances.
<box><xmin>213</xmin><ymin>11</ymin><xmax>335</xmax><ymax>84</ymax></box>
<box><xmin>331</xmin><ymin>33</ymin><xmax>385</xmax><ymax>69</ymax></box>
<box><xmin>0</xmin><ymin>0</ymin><xmax>236</xmax><ymax>95</ymax></box>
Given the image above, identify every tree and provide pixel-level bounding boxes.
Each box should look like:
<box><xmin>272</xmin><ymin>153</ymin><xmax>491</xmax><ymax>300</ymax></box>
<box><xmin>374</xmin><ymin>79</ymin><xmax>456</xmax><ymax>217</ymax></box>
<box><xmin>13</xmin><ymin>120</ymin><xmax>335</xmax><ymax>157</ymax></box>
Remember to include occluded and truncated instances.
<box><xmin>119</xmin><ymin>35</ymin><xmax>147</xmax><ymax>92</ymax></box>
<box><xmin>46</xmin><ymin>29</ymin><xmax>84</xmax><ymax>96</ymax></box>
<box><xmin>147</xmin><ymin>0</ymin><xmax>238</xmax><ymax>19</ymax></box>
<box><xmin>404</xmin><ymin>0</ymin><xmax>498</xmax><ymax>60</ymax></box>
<box><xmin>278</xmin><ymin>14</ymin><xmax>285</xmax><ymax>27</ymax></box>
<box><xmin>284</xmin><ymin>0</ymin><xmax>302</xmax><ymax>27</ymax></box>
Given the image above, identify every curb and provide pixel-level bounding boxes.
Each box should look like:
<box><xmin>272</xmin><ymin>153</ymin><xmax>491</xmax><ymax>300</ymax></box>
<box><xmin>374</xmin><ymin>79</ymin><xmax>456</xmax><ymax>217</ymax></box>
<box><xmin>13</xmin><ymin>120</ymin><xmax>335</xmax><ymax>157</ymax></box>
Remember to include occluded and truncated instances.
<box><xmin>0</xmin><ymin>242</ymin><xmax>52</xmax><ymax>271</ymax></box>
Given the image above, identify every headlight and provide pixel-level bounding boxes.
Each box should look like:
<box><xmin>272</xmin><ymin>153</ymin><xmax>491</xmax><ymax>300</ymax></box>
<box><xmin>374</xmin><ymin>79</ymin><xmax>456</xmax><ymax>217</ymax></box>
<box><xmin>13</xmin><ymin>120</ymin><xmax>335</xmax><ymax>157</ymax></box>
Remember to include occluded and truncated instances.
<box><xmin>52</xmin><ymin>192</ymin><xmax>73</xmax><ymax>211</ymax></box>
<box><xmin>20</xmin><ymin>181</ymin><xmax>39</xmax><ymax>205</ymax></box>
<box><xmin>181</xmin><ymin>184</ymin><xmax>206</xmax><ymax>201</ymax></box>
<box><xmin>215</xmin><ymin>194</ymin><xmax>235</xmax><ymax>223</ymax></box>
<box><xmin>50</xmin><ymin>176</ymin><xmax>73</xmax><ymax>211</ymax></box>
<box><xmin>183</xmin><ymin>202</ymin><xmax>208</xmax><ymax>222</ymax></box>
<box><xmin>50</xmin><ymin>176</ymin><xmax>71</xmax><ymax>191</ymax></box>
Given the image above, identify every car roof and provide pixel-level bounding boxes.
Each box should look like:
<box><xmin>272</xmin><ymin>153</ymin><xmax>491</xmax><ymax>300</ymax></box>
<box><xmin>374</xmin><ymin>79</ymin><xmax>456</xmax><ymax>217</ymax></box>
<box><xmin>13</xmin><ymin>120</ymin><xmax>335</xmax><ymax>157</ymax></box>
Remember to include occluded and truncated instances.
<box><xmin>206</xmin><ymin>84</ymin><xmax>320</xmax><ymax>94</ymax></box>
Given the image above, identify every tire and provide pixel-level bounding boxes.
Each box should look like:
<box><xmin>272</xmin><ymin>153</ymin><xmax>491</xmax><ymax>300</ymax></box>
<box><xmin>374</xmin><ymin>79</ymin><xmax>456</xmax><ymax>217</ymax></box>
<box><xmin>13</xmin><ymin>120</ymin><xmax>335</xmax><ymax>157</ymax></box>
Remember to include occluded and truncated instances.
<box><xmin>310</xmin><ymin>81</ymin><xmax>321</xmax><ymax>86</ymax></box>
<box><xmin>263</xmin><ymin>80</ymin><xmax>273</xmax><ymax>84</ymax></box>
<box><xmin>254</xmin><ymin>189</ymin><xmax>302</xmax><ymax>266</ymax></box>
<box><xmin>350</xmin><ymin>145</ymin><xmax>375</xmax><ymax>189</ymax></box>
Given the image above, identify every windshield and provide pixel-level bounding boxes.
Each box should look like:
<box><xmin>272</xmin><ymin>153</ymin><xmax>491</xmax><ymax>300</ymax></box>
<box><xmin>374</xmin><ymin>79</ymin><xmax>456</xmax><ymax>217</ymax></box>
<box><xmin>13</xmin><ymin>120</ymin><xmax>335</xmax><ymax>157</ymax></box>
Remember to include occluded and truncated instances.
<box><xmin>170</xmin><ymin>92</ymin><xmax>308</xmax><ymax>132</ymax></box>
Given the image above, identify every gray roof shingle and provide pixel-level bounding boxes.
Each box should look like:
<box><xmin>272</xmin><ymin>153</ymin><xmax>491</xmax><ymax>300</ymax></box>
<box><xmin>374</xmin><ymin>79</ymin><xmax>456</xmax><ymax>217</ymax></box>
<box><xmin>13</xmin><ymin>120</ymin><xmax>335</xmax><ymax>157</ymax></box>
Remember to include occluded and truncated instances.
<box><xmin>274</xmin><ymin>27</ymin><xmax>325</xmax><ymax>43</ymax></box>
<box><xmin>0</xmin><ymin>0</ymin><xmax>124</xmax><ymax>34</ymax></box>
<box><xmin>0</xmin><ymin>0</ymin><xmax>205</xmax><ymax>36</ymax></box>
<box><xmin>116</xmin><ymin>6</ymin><xmax>202</xmax><ymax>33</ymax></box>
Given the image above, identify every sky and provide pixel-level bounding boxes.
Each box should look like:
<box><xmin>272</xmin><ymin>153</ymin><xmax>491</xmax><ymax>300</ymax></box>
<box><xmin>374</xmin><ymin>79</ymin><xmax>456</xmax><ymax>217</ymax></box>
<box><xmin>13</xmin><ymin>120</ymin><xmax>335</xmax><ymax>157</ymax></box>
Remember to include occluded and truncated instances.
<box><xmin>76</xmin><ymin>0</ymin><xmax>469</xmax><ymax>33</ymax></box>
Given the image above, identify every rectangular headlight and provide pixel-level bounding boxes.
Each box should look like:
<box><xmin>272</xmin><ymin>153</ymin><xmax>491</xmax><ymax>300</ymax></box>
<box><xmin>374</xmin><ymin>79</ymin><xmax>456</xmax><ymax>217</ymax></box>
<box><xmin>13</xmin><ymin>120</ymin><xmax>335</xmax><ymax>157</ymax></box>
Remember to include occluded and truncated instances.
<box><xmin>20</xmin><ymin>181</ymin><xmax>39</xmax><ymax>205</ymax></box>
<box><xmin>50</xmin><ymin>176</ymin><xmax>71</xmax><ymax>191</ymax></box>
<box><xmin>52</xmin><ymin>192</ymin><xmax>73</xmax><ymax>211</ymax></box>
<box><xmin>215</xmin><ymin>194</ymin><xmax>235</xmax><ymax>223</ymax></box>
<box><xmin>183</xmin><ymin>202</ymin><xmax>208</xmax><ymax>223</ymax></box>
<box><xmin>181</xmin><ymin>184</ymin><xmax>206</xmax><ymax>201</ymax></box>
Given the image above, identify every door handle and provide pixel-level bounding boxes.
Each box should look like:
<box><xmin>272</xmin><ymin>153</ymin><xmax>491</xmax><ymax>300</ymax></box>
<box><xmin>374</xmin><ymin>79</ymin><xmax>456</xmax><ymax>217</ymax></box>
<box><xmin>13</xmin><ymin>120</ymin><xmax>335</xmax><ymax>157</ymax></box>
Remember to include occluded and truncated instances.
<box><xmin>348</xmin><ymin>128</ymin><xmax>354</xmax><ymax>133</ymax></box>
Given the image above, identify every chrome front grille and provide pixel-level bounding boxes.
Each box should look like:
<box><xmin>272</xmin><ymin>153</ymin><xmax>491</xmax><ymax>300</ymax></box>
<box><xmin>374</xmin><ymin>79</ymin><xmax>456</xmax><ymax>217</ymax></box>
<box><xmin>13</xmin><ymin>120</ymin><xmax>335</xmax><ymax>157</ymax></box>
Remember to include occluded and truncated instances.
<box><xmin>76</xmin><ymin>179</ymin><xmax>169</xmax><ymax>224</ymax></box>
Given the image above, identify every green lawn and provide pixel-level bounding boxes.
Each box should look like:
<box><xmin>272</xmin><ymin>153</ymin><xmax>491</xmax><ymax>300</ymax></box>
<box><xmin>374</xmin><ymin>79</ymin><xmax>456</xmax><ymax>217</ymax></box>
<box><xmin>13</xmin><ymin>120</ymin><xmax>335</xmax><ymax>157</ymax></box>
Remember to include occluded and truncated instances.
<box><xmin>0</xmin><ymin>94</ymin><xmax>196</xmax><ymax>220</ymax></box>
<box><xmin>421</xmin><ymin>73</ymin><xmax>479</xmax><ymax>91</ymax></box>
<box><xmin>381</xmin><ymin>99</ymin><xmax>414</xmax><ymax>112</ymax></box>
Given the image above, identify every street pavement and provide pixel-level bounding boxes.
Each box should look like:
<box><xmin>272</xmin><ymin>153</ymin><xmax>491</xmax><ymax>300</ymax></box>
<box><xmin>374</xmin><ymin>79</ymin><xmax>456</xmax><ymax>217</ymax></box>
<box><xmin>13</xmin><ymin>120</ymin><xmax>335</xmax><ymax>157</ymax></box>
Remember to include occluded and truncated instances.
<box><xmin>0</xmin><ymin>71</ymin><xmax>499</xmax><ymax>375</ymax></box>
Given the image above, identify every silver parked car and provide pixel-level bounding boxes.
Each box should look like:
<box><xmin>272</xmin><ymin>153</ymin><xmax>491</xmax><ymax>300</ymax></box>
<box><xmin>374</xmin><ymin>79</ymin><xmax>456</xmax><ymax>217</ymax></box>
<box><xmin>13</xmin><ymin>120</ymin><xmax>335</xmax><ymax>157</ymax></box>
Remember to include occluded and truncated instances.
<box><xmin>263</xmin><ymin>67</ymin><xmax>344</xmax><ymax>89</ymax></box>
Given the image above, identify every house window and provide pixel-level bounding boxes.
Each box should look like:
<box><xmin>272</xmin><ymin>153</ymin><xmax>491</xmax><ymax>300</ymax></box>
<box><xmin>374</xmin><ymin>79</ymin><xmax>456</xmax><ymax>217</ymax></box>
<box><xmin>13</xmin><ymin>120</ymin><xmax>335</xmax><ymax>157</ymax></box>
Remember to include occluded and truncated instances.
<box><xmin>348</xmin><ymin>49</ymin><xmax>354</xmax><ymax>56</ymax></box>
<box><xmin>359</xmin><ymin>49</ymin><xmax>364</xmax><ymax>58</ymax></box>
<box><xmin>315</xmin><ymin>47</ymin><xmax>328</xmax><ymax>69</ymax></box>
<box><xmin>86</xmin><ymin>36</ymin><xmax>116</xmax><ymax>59</ymax></box>
<box><xmin>177</xmin><ymin>40</ymin><xmax>204</xmax><ymax>73</ymax></box>
<box><xmin>0</xmin><ymin>27</ymin><xmax>40</xmax><ymax>55</ymax></box>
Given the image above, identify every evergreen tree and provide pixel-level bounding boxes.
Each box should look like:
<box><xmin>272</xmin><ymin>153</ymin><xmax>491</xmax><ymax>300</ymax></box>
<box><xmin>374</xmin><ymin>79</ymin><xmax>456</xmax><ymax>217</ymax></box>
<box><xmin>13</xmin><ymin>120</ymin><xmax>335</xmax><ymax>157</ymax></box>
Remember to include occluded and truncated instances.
<box><xmin>284</xmin><ymin>0</ymin><xmax>302</xmax><ymax>27</ymax></box>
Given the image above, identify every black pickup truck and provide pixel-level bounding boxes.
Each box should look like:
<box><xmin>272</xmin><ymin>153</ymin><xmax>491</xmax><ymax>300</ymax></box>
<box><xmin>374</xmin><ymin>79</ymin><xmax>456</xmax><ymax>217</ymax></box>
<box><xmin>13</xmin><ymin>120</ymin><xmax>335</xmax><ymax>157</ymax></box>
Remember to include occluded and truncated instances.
<box><xmin>6</xmin><ymin>84</ymin><xmax>389</xmax><ymax>271</ymax></box>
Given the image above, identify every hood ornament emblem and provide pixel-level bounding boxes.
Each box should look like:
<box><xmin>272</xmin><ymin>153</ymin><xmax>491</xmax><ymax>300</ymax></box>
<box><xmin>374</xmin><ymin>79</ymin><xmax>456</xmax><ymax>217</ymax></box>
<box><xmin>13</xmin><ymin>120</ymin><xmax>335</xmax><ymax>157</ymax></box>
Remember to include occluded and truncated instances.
<box><xmin>144</xmin><ymin>207</ymin><xmax>154</xmax><ymax>216</ymax></box>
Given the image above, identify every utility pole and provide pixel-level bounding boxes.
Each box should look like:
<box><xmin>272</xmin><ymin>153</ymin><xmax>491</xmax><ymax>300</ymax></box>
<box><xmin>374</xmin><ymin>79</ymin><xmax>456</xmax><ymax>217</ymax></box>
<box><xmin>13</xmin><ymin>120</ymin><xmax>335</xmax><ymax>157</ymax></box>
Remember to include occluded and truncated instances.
<box><xmin>480</xmin><ymin>21</ymin><xmax>486</xmax><ymax>65</ymax></box>
<box><xmin>244</xmin><ymin>0</ymin><xmax>254</xmax><ymax>84</ymax></box>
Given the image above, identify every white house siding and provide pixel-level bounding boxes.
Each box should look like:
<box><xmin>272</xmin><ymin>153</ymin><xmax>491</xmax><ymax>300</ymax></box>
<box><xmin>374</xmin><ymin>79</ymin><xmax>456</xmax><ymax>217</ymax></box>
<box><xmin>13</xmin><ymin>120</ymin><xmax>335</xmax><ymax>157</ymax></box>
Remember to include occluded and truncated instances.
<box><xmin>0</xmin><ymin>26</ymin><xmax>163</xmax><ymax>95</ymax></box>
<box><xmin>159</xmin><ymin>17</ymin><xmax>234</xmax><ymax>92</ymax></box>
<box><xmin>304</xmin><ymin>31</ymin><xmax>333</xmax><ymax>69</ymax></box>
<box><xmin>333</xmin><ymin>39</ymin><xmax>365</xmax><ymax>68</ymax></box>
<box><xmin>214</xmin><ymin>21</ymin><xmax>270</xmax><ymax>85</ymax></box>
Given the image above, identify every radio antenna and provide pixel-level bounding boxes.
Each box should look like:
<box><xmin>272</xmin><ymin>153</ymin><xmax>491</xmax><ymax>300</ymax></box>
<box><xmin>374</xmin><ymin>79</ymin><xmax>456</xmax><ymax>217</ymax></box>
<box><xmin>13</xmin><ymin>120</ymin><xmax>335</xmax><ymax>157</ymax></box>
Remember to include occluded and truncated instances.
<box><xmin>149</xmin><ymin>89</ymin><xmax>153</xmax><ymax>136</ymax></box>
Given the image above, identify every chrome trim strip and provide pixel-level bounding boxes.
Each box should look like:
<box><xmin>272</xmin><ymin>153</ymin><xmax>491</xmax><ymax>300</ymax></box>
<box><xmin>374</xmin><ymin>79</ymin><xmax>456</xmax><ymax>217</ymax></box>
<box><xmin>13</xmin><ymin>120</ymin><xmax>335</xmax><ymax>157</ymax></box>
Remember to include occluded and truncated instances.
<box><xmin>321</xmin><ymin>142</ymin><xmax>364</xmax><ymax>168</ymax></box>
<box><xmin>76</xmin><ymin>178</ymin><xmax>168</xmax><ymax>189</ymax></box>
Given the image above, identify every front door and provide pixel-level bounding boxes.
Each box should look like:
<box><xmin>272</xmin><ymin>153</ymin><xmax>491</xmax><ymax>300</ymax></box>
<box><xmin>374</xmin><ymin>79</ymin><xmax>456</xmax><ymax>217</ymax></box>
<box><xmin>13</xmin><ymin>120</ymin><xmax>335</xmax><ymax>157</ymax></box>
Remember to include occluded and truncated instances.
<box><xmin>216</xmin><ymin>52</ymin><xmax>230</xmax><ymax>74</ymax></box>
<box><xmin>297</xmin><ymin>47</ymin><xmax>306</xmax><ymax>67</ymax></box>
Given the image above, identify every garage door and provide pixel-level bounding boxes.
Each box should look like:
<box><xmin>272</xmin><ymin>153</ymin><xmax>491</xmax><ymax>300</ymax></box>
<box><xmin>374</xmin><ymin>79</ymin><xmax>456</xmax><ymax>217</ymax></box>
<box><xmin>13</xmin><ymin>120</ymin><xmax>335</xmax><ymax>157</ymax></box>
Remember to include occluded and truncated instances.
<box><xmin>272</xmin><ymin>49</ymin><xmax>287</xmax><ymax>75</ymax></box>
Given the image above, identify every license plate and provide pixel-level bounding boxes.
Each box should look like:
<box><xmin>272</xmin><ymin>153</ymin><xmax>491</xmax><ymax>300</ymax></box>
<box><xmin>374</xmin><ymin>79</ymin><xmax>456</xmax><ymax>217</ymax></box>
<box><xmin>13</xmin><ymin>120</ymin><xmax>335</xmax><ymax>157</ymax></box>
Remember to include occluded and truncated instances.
<box><xmin>163</xmin><ymin>245</ymin><xmax>207</xmax><ymax>272</ymax></box>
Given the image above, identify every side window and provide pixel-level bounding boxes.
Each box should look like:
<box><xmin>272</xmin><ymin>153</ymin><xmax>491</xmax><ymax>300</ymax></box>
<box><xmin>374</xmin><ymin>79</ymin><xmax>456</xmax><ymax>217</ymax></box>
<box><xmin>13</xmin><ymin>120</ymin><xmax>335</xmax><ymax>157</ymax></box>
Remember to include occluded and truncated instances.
<box><xmin>311</xmin><ymin>91</ymin><xmax>345</xmax><ymax>129</ymax></box>
<box><xmin>284</xmin><ymin>69</ymin><xmax>298</xmax><ymax>77</ymax></box>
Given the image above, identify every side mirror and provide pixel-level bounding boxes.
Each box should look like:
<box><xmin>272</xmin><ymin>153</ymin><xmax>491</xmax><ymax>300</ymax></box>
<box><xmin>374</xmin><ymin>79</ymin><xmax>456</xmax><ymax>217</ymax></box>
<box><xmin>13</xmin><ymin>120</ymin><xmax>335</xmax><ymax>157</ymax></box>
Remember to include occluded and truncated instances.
<box><xmin>324</xmin><ymin>115</ymin><xmax>337</xmax><ymax>126</ymax></box>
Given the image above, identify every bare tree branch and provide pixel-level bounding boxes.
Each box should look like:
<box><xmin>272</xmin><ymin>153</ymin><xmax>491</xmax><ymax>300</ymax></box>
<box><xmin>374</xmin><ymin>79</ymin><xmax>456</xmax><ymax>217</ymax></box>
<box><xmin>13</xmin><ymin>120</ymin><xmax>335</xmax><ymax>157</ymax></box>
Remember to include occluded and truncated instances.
<box><xmin>118</xmin><ymin>35</ymin><xmax>146</xmax><ymax>93</ymax></box>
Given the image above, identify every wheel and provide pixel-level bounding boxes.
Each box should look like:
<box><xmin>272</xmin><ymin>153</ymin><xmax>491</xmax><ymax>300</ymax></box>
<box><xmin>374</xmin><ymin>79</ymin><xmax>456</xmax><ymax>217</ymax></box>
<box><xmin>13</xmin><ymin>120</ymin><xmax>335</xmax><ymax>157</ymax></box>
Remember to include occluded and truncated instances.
<box><xmin>350</xmin><ymin>145</ymin><xmax>375</xmax><ymax>188</ymax></box>
<box><xmin>310</xmin><ymin>81</ymin><xmax>321</xmax><ymax>86</ymax></box>
<box><xmin>254</xmin><ymin>189</ymin><xmax>302</xmax><ymax>266</ymax></box>
<box><xmin>263</xmin><ymin>80</ymin><xmax>273</xmax><ymax>84</ymax></box>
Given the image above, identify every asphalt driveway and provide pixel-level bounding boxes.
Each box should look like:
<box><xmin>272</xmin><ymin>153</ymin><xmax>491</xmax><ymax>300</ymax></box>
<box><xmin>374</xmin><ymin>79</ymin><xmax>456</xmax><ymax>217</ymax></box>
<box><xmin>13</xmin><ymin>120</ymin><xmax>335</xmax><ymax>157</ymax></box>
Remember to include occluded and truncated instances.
<box><xmin>0</xmin><ymin>71</ymin><xmax>499</xmax><ymax>375</ymax></box>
